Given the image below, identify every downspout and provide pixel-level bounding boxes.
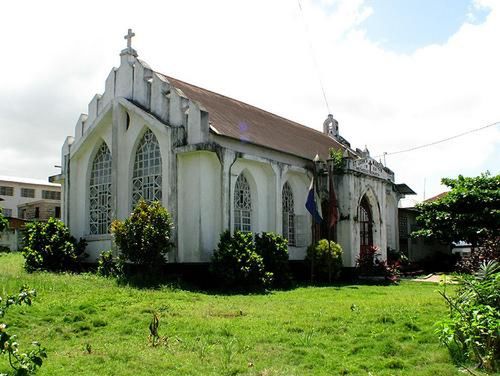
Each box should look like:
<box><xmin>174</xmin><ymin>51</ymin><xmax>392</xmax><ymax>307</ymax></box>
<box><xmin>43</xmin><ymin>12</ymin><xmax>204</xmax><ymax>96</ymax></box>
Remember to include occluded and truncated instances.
<box><xmin>66</xmin><ymin>146</ymin><xmax>71</xmax><ymax>229</ymax></box>
<box><xmin>227</xmin><ymin>153</ymin><xmax>239</xmax><ymax>231</ymax></box>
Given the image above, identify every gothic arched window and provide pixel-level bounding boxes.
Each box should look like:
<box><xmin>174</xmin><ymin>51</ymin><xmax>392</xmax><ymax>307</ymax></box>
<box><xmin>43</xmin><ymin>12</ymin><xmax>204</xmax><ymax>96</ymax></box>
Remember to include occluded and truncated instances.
<box><xmin>234</xmin><ymin>174</ymin><xmax>252</xmax><ymax>233</ymax></box>
<box><xmin>359</xmin><ymin>196</ymin><xmax>373</xmax><ymax>252</ymax></box>
<box><xmin>132</xmin><ymin>129</ymin><xmax>162</xmax><ymax>206</ymax></box>
<box><xmin>282</xmin><ymin>182</ymin><xmax>295</xmax><ymax>246</ymax></box>
<box><xmin>89</xmin><ymin>142</ymin><xmax>112</xmax><ymax>235</ymax></box>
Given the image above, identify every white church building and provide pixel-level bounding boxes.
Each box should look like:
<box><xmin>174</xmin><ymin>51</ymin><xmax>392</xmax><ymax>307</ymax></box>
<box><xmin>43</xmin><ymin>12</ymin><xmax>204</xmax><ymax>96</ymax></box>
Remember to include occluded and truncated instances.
<box><xmin>52</xmin><ymin>31</ymin><xmax>414</xmax><ymax>267</ymax></box>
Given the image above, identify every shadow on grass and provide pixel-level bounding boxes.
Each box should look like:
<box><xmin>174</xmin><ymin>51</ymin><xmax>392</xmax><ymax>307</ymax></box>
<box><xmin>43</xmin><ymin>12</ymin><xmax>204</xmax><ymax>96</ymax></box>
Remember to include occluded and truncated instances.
<box><xmin>112</xmin><ymin>269</ymin><xmax>397</xmax><ymax>296</ymax></box>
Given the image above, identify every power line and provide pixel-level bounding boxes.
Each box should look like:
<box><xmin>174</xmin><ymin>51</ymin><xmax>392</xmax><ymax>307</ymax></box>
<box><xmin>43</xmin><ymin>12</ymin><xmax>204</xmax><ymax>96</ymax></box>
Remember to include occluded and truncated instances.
<box><xmin>375</xmin><ymin>121</ymin><xmax>500</xmax><ymax>159</ymax></box>
<box><xmin>297</xmin><ymin>0</ymin><xmax>331</xmax><ymax>115</ymax></box>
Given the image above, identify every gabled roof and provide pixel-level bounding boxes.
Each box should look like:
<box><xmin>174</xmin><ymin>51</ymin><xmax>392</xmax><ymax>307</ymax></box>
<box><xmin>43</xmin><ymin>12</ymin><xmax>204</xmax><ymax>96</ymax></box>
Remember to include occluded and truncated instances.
<box><xmin>160</xmin><ymin>74</ymin><xmax>347</xmax><ymax>161</ymax></box>
<box><xmin>424</xmin><ymin>192</ymin><xmax>448</xmax><ymax>203</ymax></box>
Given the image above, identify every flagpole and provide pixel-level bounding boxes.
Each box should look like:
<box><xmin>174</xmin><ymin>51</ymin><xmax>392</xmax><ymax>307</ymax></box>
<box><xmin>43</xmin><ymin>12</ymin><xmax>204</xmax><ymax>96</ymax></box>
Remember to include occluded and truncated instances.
<box><xmin>311</xmin><ymin>162</ymin><xmax>317</xmax><ymax>283</ymax></box>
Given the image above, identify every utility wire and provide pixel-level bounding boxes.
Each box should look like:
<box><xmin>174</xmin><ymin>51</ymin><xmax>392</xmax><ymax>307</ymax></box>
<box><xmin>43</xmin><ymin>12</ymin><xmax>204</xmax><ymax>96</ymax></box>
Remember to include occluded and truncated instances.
<box><xmin>297</xmin><ymin>0</ymin><xmax>331</xmax><ymax>115</ymax></box>
<box><xmin>375</xmin><ymin>121</ymin><xmax>500</xmax><ymax>159</ymax></box>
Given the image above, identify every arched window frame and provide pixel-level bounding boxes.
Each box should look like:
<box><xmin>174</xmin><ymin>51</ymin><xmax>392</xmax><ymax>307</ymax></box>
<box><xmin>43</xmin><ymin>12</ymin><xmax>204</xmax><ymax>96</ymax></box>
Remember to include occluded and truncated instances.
<box><xmin>234</xmin><ymin>174</ymin><xmax>252</xmax><ymax>233</ymax></box>
<box><xmin>132</xmin><ymin>129</ymin><xmax>162</xmax><ymax>206</ymax></box>
<box><xmin>282</xmin><ymin>181</ymin><xmax>296</xmax><ymax>246</ymax></box>
<box><xmin>89</xmin><ymin>142</ymin><xmax>112</xmax><ymax>235</ymax></box>
<box><xmin>359</xmin><ymin>196</ymin><xmax>373</xmax><ymax>252</ymax></box>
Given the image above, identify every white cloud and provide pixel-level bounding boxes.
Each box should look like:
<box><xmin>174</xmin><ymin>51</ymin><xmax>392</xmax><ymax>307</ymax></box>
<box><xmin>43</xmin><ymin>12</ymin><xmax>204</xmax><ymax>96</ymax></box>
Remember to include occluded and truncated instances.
<box><xmin>0</xmin><ymin>0</ymin><xmax>498</xmax><ymax>203</ymax></box>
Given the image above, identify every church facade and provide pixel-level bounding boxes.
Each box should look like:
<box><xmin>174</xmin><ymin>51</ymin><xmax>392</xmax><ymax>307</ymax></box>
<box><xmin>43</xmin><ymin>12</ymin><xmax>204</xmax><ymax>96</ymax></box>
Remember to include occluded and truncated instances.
<box><xmin>53</xmin><ymin>32</ymin><xmax>413</xmax><ymax>267</ymax></box>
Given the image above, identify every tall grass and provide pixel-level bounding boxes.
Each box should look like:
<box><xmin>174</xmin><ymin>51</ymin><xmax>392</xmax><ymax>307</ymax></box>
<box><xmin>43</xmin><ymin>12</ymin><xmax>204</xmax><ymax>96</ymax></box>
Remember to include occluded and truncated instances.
<box><xmin>0</xmin><ymin>253</ymin><xmax>471</xmax><ymax>375</ymax></box>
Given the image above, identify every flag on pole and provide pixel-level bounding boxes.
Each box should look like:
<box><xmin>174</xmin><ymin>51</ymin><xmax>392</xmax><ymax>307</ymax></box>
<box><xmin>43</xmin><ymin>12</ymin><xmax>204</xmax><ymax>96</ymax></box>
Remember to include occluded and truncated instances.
<box><xmin>305</xmin><ymin>177</ymin><xmax>323</xmax><ymax>224</ymax></box>
<box><xmin>328</xmin><ymin>170</ymin><xmax>339</xmax><ymax>228</ymax></box>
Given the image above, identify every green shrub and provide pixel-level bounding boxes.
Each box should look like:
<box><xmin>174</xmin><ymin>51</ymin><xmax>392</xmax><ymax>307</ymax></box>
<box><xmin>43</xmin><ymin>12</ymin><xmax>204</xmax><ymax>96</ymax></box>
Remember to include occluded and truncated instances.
<box><xmin>111</xmin><ymin>200</ymin><xmax>174</xmax><ymax>275</ymax></box>
<box><xmin>456</xmin><ymin>235</ymin><xmax>500</xmax><ymax>274</ymax></box>
<box><xmin>96</xmin><ymin>250</ymin><xmax>121</xmax><ymax>277</ymax></box>
<box><xmin>22</xmin><ymin>218</ymin><xmax>87</xmax><ymax>273</ymax></box>
<box><xmin>437</xmin><ymin>261</ymin><xmax>500</xmax><ymax>371</ymax></box>
<box><xmin>355</xmin><ymin>246</ymin><xmax>400</xmax><ymax>283</ymax></box>
<box><xmin>255</xmin><ymin>232</ymin><xmax>292</xmax><ymax>288</ymax></box>
<box><xmin>307</xmin><ymin>239</ymin><xmax>343</xmax><ymax>282</ymax></box>
<box><xmin>211</xmin><ymin>231</ymin><xmax>271</xmax><ymax>290</ymax></box>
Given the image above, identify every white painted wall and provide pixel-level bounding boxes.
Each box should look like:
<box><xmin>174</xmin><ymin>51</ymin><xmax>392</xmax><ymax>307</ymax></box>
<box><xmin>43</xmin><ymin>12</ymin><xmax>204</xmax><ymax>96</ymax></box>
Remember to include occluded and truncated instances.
<box><xmin>177</xmin><ymin>151</ymin><xmax>222</xmax><ymax>262</ymax></box>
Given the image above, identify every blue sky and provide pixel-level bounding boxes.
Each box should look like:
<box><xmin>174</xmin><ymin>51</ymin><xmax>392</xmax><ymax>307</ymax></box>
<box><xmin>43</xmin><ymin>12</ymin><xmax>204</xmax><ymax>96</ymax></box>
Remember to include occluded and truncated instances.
<box><xmin>352</xmin><ymin>0</ymin><xmax>490</xmax><ymax>53</ymax></box>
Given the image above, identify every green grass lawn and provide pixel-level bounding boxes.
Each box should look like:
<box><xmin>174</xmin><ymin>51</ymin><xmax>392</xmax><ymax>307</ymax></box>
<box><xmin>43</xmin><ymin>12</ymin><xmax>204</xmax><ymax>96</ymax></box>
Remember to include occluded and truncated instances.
<box><xmin>0</xmin><ymin>253</ymin><xmax>467</xmax><ymax>375</ymax></box>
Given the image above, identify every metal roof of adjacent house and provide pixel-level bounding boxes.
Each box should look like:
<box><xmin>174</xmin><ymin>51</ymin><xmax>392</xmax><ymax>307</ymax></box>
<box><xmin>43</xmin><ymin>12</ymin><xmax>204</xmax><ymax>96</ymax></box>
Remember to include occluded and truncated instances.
<box><xmin>159</xmin><ymin>73</ymin><xmax>347</xmax><ymax>161</ymax></box>
<box><xmin>0</xmin><ymin>175</ymin><xmax>60</xmax><ymax>187</ymax></box>
<box><xmin>424</xmin><ymin>192</ymin><xmax>448</xmax><ymax>203</ymax></box>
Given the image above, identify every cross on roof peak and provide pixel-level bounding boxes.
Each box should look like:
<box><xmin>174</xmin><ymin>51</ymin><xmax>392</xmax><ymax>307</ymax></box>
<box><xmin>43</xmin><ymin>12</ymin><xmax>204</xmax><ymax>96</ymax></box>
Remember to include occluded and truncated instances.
<box><xmin>121</xmin><ymin>28</ymin><xmax>138</xmax><ymax>58</ymax></box>
<box><xmin>124</xmin><ymin>28</ymin><xmax>135</xmax><ymax>49</ymax></box>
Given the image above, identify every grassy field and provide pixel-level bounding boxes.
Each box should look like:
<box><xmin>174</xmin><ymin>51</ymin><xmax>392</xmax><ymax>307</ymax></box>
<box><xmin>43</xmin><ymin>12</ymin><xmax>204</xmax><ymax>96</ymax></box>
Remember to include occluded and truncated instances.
<box><xmin>0</xmin><ymin>252</ymin><xmax>467</xmax><ymax>375</ymax></box>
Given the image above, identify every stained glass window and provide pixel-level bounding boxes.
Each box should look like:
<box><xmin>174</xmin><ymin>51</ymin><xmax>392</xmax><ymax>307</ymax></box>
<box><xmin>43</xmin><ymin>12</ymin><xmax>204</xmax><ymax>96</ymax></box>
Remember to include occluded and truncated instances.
<box><xmin>282</xmin><ymin>182</ymin><xmax>295</xmax><ymax>246</ymax></box>
<box><xmin>89</xmin><ymin>142</ymin><xmax>112</xmax><ymax>235</ymax></box>
<box><xmin>132</xmin><ymin>129</ymin><xmax>162</xmax><ymax>205</ymax></box>
<box><xmin>359</xmin><ymin>197</ymin><xmax>373</xmax><ymax>251</ymax></box>
<box><xmin>234</xmin><ymin>174</ymin><xmax>252</xmax><ymax>233</ymax></box>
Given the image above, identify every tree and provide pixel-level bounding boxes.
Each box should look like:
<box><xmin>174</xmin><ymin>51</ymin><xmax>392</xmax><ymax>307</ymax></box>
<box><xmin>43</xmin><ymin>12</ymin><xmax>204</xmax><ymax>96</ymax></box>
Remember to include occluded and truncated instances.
<box><xmin>413</xmin><ymin>173</ymin><xmax>500</xmax><ymax>246</ymax></box>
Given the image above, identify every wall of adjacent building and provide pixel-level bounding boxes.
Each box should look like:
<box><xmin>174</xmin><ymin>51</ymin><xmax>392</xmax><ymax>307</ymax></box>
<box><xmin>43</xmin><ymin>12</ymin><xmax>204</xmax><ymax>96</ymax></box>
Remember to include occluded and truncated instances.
<box><xmin>0</xmin><ymin>179</ymin><xmax>61</xmax><ymax>219</ymax></box>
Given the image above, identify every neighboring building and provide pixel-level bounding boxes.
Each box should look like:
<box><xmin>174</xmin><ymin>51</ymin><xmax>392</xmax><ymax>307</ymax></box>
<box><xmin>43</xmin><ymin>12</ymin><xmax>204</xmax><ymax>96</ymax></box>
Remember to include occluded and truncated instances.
<box><xmin>17</xmin><ymin>200</ymin><xmax>61</xmax><ymax>221</ymax></box>
<box><xmin>52</xmin><ymin>31</ymin><xmax>414</xmax><ymax>265</ymax></box>
<box><xmin>0</xmin><ymin>217</ymin><xmax>28</xmax><ymax>252</ymax></box>
<box><xmin>398</xmin><ymin>190</ymin><xmax>451</xmax><ymax>262</ymax></box>
<box><xmin>0</xmin><ymin>176</ymin><xmax>61</xmax><ymax>220</ymax></box>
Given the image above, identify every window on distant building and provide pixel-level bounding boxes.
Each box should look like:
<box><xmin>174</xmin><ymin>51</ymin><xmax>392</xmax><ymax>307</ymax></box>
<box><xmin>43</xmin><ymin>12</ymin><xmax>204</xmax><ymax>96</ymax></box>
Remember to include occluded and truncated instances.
<box><xmin>2</xmin><ymin>208</ymin><xmax>12</xmax><ymax>217</ymax></box>
<box><xmin>0</xmin><ymin>186</ymin><xmax>14</xmax><ymax>196</ymax></box>
<box><xmin>234</xmin><ymin>174</ymin><xmax>252</xmax><ymax>233</ymax></box>
<box><xmin>132</xmin><ymin>129</ymin><xmax>162</xmax><ymax>206</ymax></box>
<box><xmin>42</xmin><ymin>190</ymin><xmax>61</xmax><ymax>200</ymax></box>
<box><xmin>34</xmin><ymin>207</ymin><xmax>40</xmax><ymax>219</ymax></box>
<box><xmin>21</xmin><ymin>188</ymin><xmax>35</xmax><ymax>198</ymax></box>
<box><xmin>55</xmin><ymin>206</ymin><xmax>61</xmax><ymax>218</ymax></box>
<box><xmin>89</xmin><ymin>142</ymin><xmax>112</xmax><ymax>235</ymax></box>
<box><xmin>399</xmin><ymin>215</ymin><xmax>408</xmax><ymax>238</ymax></box>
<box><xmin>282</xmin><ymin>181</ymin><xmax>296</xmax><ymax>246</ymax></box>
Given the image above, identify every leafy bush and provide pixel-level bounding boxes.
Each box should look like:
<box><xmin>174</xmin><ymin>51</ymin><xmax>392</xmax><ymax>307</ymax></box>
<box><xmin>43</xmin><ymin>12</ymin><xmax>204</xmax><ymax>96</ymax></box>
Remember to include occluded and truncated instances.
<box><xmin>456</xmin><ymin>235</ymin><xmax>500</xmax><ymax>274</ymax></box>
<box><xmin>22</xmin><ymin>218</ymin><xmax>87</xmax><ymax>273</ymax></box>
<box><xmin>96</xmin><ymin>250</ymin><xmax>121</xmax><ymax>277</ymax></box>
<box><xmin>1</xmin><ymin>286</ymin><xmax>47</xmax><ymax>375</ymax></box>
<box><xmin>307</xmin><ymin>239</ymin><xmax>343</xmax><ymax>282</ymax></box>
<box><xmin>437</xmin><ymin>261</ymin><xmax>500</xmax><ymax>371</ymax></box>
<box><xmin>211</xmin><ymin>231</ymin><xmax>271</xmax><ymax>290</ymax></box>
<box><xmin>356</xmin><ymin>246</ymin><xmax>399</xmax><ymax>283</ymax></box>
<box><xmin>255</xmin><ymin>232</ymin><xmax>292</xmax><ymax>288</ymax></box>
<box><xmin>111</xmin><ymin>200</ymin><xmax>174</xmax><ymax>275</ymax></box>
<box><xmin>387</xmin><ymin>247</ymin><xmax>408</xmax><ymax>266</ymax></box>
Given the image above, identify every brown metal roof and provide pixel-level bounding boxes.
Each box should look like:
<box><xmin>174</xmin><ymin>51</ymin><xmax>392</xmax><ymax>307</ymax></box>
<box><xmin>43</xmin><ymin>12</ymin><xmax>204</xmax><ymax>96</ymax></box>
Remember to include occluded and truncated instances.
<box><xmin>160</xmin><ymin>73</ymin><xmax>346</xmax><ymax>160</ymax></box>
<box><xmin>424</xmin><ymin>191</ymin><xmax>448</xmax><ymax>203</ymax></box>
